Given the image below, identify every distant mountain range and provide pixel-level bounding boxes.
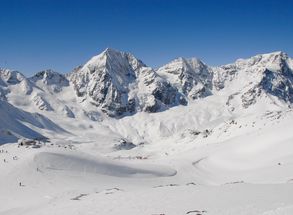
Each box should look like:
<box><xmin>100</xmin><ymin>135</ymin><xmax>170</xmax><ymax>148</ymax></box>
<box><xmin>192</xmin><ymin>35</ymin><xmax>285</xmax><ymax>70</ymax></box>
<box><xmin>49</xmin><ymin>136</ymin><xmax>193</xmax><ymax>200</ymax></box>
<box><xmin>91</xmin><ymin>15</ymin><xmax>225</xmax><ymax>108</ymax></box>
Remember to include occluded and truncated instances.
<box><xmin>0</xmin><ymin>48</ymin><xmax>293</xmax><ymax>143</ymax></box>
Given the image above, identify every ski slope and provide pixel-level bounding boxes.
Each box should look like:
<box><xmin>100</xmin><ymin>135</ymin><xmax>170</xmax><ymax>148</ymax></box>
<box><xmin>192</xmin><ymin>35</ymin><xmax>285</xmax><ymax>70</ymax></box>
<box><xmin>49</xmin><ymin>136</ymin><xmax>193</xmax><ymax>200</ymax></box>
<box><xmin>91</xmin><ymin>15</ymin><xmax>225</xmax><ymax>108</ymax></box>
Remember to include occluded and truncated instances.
<box><xmin>1</xmin><ymin>103</ymin><xmax>293</xmax><ymax>215</ymax></box>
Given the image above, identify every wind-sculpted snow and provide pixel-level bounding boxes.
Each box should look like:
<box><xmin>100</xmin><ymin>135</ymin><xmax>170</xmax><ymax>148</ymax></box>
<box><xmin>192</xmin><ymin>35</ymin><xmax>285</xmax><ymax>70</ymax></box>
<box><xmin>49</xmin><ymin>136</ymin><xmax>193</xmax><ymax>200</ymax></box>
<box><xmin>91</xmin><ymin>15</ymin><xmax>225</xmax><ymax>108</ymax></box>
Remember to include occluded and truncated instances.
<box><xmin>34</xmin><ymin>152</ymin><xmax>177</xmax><ymax>178</ymax></box>
<box><xmin>191</xmin><ymin>113</ymin><xmax>293</xmax><ymax>185</ymax></box>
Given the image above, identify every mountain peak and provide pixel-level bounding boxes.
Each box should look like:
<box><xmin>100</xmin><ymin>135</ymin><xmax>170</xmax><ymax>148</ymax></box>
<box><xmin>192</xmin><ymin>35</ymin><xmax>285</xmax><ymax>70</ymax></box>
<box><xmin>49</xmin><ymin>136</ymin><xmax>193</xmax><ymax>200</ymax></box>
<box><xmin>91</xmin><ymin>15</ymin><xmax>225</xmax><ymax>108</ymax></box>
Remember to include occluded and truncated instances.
<box><xmin>234</xmin><ymin>51</ymin><xmax>289</xmax><ymax>66</ymax></box>
<box><xmin>172</xmin><ymin>56</ymin><xmax>202</xmax><ymax>63</ymax></box>
<box><xmin>158</xmin><ymin>56</ymin><xmax>208</xmax><ymax>75</ymax></box>
<box><xmin>164</xmin><ymin>57</ymin><xmax>207</xmax><ymax>72</ymax></box>
<box><xmin>0</xmin><ymin>68</ymin><xmax>26</xmax><ymax>84</ymax></box>
<box><xmin>31</xmin><ymin>69</ymin><xmax>64</xmax><ymax>80</ymax></box>
<box><xmin>157</xmin><ymin>56</ymin><xmax>212</xmax><ymax>100</ymax></box>
<box><xmin>30</xmin><ymin>69</ymin><xmax>69</xmax><ymax>90</ymax></box>
<box><xmin>80</xmin><ymin>48</ymin><xmax>146</xmax><ymax>75</ymax></box>
<box><xmin>102</xmin><ymin>47</ymin><xmax>123</xmax><ymax>55</ymax></box>
<box><xmin>264</xmin><ymin>51</ymin><xmax>287</xmax><ymax>57</ymax></box>
<box><xmin>33</xmin><ymin>69</ymin><xmax>60</xmax><ymax>77</ymax></box>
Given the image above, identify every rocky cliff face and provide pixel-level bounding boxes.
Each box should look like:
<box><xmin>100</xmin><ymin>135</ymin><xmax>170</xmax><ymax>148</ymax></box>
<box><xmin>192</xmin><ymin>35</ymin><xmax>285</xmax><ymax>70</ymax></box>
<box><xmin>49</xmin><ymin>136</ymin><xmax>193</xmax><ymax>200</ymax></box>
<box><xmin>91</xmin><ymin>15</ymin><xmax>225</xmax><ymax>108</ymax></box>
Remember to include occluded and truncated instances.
<box><xmin>213</xmin><ymin>51</ymin><xmax>293</xmax><ymax>109</ymax></box>
<box><xmin>30</xmin><ymin>69</ymin><xmax>69</xmax><ymax>93</ymax></box>
<box><xmin>69</xmin><ymin>48</ymin><xmax>185</xmax><ymax>117</ymax></box>
<box><xmin>259</xmin><ymin>52</ymin><xmax>293</xmax><ymax>103</ymax></box>
<box><xmin>157</xmin><ymin>57</ymin><xmax>213</xmax><ymax>100</ymax></box>
<box><xmin>0</xmin><ymin>68</ymin><xmax>32</xmax><ymax>97</ymax></box>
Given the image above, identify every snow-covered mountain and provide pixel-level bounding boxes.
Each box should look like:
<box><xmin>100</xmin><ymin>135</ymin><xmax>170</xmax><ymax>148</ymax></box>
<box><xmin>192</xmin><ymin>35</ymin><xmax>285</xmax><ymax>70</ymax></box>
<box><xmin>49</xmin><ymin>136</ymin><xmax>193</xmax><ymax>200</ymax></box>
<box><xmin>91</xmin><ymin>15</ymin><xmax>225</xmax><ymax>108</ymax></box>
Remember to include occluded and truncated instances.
<box><xmin>213</xmin><ymin>51</ymin><xmax>293</xmax><ymax>110</ymax></box>
<box><xmin>1</xmin><ymin>49</ymin><xmax>293</xmax><ymax>142</ymax></box>
<box><xmin>30</xmin><ymin>69</ymin><xmax>69</xmax><ymax>93</ymax></box>
<box><xmin>157</xmin><ymin>57</ymin><xmax>213</xmax><ymax>99</ymax></box>
<box><xmin>69</xmin><ymin>48</ymin><xmax>185</xmax><ymax>117</ymax></box>
<box><xmin>2</xmin><ymin>50</ymin><xmax>293</xmax><ymax>215</ymax></box>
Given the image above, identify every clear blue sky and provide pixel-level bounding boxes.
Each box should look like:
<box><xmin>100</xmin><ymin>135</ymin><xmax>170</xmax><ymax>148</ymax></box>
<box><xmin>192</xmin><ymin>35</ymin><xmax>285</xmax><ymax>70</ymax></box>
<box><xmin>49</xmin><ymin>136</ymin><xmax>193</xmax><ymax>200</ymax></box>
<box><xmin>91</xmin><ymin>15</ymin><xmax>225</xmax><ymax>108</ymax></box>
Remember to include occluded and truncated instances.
<box><xmin>0</xmin><ymin>0</ymin><xmax>292</xmax><ymax>76</ymax></box>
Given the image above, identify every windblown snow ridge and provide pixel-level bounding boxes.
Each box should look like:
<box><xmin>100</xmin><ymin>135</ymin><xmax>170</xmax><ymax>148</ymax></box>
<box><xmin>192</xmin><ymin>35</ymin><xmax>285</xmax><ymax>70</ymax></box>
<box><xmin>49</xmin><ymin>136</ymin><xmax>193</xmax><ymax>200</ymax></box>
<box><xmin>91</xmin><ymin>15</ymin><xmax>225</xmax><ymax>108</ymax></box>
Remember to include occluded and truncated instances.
<box><xmin>34</xmin><ymin>152</ymin><xmax>177</xmax><ymax>178</ymax></box>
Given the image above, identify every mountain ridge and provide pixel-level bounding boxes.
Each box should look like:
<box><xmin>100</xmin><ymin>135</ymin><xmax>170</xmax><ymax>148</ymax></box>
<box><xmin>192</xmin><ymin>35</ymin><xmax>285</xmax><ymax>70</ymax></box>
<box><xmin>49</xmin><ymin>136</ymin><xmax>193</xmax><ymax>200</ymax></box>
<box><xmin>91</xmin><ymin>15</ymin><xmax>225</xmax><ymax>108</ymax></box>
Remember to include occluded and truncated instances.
<box><xmin>1</xmin><ymin>49</ymin><xmax>293</xmax><ymax>143</ymax></box>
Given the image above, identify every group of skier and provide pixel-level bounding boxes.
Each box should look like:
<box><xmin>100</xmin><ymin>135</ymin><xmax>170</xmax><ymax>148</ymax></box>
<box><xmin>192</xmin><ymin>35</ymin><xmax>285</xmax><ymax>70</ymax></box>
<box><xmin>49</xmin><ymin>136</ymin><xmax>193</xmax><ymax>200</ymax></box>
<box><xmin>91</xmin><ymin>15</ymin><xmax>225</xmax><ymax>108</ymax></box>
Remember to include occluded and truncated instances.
<box><xmin>1</xmin><ymin>149</ymin><xmax>23</xmax><ymax>187</ymax></box>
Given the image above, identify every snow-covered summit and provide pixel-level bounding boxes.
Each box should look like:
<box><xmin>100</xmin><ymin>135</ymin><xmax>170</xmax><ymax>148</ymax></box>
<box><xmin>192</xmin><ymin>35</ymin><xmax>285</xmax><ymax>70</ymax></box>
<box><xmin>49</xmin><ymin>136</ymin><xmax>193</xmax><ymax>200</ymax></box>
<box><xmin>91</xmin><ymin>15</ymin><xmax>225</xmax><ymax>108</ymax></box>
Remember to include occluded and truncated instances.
<box><xmin>234</xmin><ymin>51</ymin><xmax>289</xmax><ymax>69</ymax></box>
<box><xmin>212</xmin><ymin>51</ymin><xmax>293</xmax><ymax>109</ymax></box>
<box><xmin>83</xmin><ymin>48</ymin><xmax>147</xmax><ymax>73</ymax></box>
<box><xmin>0</xmin><ymin>68</ymin><xmax>26</xmax><ymax>85</ymax></box>
<box><xmin>30</xmin><ymin>69</ymin><xmax>68</xmax><ymax>84</ymax></box>
<box><xmin>30</xmin><ymin>69</ymin><xmax>69</xmax><ymax>93</ymax></box>
<box><xmin>69</xmin><ymin>48</ymin><xmax>184</xmax><ymax>117</ymax></box>
<box><xmin>157</xmin><ymin>57</ymin><xmax>213</xmax><ymax>99</ymax></box>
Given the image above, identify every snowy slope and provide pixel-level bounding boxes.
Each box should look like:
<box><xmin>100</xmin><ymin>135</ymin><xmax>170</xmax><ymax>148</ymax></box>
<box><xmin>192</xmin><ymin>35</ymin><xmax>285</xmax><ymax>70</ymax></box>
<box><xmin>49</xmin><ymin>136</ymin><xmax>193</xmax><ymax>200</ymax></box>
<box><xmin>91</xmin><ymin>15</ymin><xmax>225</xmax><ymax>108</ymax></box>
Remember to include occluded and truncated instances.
<box><xmin>0</xmin><ymin>99</ymin><xmax>67</xmax><ymax>144</ymax></box>
<box><xmin>1</xmin><ymin>107</ymin><xmax>293</xmax><ymax>215</ymax></box>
